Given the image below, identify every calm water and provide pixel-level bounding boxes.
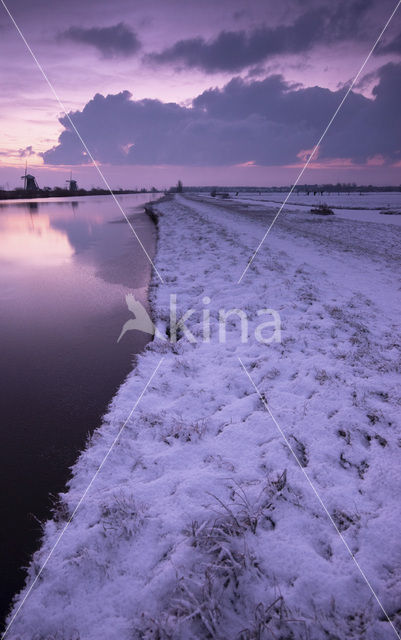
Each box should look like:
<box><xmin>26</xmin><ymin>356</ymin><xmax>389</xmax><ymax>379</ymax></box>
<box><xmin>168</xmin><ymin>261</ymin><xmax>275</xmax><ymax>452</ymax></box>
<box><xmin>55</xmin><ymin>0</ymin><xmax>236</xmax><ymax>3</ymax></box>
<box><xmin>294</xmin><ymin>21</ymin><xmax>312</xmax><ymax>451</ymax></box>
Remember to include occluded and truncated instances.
<box><xmin>0</xmin><ymin>193</ymin><xmax>158</xmax><ymax>624</ymax></box>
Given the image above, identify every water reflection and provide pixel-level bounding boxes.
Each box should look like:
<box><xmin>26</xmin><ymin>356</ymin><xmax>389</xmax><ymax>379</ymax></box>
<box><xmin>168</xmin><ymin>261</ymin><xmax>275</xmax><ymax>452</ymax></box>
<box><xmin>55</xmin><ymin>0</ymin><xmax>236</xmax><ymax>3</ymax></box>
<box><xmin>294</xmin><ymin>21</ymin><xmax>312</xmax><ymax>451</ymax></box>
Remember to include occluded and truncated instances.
<box><xmin>0</xmin><ymin>194</ymin><xmax>155</xmax><ymax>272</ymax></box>
<box><xmin>0</xmin><ymin>193</ymin><xmax>158</xmax><ymax>625</ymax></box>
<box><xmin>0</xmin><ymin>213</ymin><xmax>74</xmax><ymax>266</ymax></box>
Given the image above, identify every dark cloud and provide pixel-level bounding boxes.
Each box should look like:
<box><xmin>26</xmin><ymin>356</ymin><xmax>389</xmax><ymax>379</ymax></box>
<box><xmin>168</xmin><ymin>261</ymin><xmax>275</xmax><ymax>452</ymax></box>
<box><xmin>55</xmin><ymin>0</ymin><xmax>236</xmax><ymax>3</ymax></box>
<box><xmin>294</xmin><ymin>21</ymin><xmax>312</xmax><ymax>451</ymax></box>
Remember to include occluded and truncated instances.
<box><xmin>60</xmin><ymin>22</ymin><xmax>141</xmax><ymax>58</ymax></box>
<box><xmin>232</xmin><ymin>9</ymin><xmax>247</xmax><ymax>20</ymax></box>
<box><xmin>325</xmin><ymin>0</ymin><xmax>374</xmax><ymax>42</ymax></box>
<box><xmin>376</xmin><ymin>30</ymin><xmax>401</xmax><ymax>55</ymax></box>
<box><xmin>146</xmin><ymin>11</ymin><xmax>324</xmax><ymax>72</ymax></box>
<box><xmin>18</xmin><ymin>145</ymin><xmax>35</xmax><ymax>157</ymax></box>
<box><xmin>0</xmin><ymin>146</ymin><xmax>35</xmax><ymax>158</ymax></box>
<box><xmin>312</xmin><ymin>62</ymin><xmax>401</xmax><ymax>162</ymax></box>
<box><xmin>146</xmin><ymin>1</ymin><xmax>373</xmax><ymax>72</ymax></box>
<box><xmin>42</xmin><ymin>63</ymin><xmax>401</xmax><ymax>167</ymax></box>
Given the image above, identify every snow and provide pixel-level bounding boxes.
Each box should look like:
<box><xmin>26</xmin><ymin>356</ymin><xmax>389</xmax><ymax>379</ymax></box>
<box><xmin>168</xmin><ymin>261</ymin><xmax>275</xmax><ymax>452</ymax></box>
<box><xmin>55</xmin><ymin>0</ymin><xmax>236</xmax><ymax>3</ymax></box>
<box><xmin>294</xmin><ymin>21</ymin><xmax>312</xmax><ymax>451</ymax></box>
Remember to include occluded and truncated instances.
<box><xmin>6</xmin><ymin>193</ymin><xmax>401</xmax><ymax>639</ymax></box>
<box><xmin>227</xmin><ymin>191</ymin><xmax>401</xmax><ymax>226</ymax></box>
<box><xmin>231</xmin><ymin>190</ymin><xmax>401</xmax><ymax>211</ymax></box>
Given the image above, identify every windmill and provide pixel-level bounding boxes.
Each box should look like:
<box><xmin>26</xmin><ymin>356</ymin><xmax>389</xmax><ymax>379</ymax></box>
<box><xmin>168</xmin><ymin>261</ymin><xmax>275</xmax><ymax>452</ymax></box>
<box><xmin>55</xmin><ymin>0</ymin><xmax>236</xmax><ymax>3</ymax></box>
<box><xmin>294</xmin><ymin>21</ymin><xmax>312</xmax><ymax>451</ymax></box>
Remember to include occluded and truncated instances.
<box><xmin>21</xmin><ymin>162</ymin><xmax>39</xmax><ymax>192</ymax></box>
<box><xmin>22</xmin><ymin>161</ymin><xmax>27</xmax><ymax>190</ymax></box>
<box><xmin>66</xmin><ymin>171</ymin><xmax>78</xmax><ymax>192</ymax></box>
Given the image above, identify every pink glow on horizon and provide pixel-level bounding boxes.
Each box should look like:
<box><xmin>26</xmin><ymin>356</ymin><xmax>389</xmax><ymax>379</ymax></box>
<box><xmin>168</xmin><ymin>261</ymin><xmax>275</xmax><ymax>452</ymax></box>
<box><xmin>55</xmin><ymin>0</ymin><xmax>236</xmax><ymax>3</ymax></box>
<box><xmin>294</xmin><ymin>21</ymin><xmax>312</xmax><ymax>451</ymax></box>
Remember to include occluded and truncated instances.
<box><xmin>235</xmin><ymin>160</ymin><xmax>257</xmax><ymax>167</ymax></box>
<box><xmin>285</xmin><ymin>157</ymin><xmax>355</xmax><ymax>170</ymax></box>
<box><xmin>296</xmin><ymin>147</ymin><xmax>320</xmax><ymax>163</ymax></box>
<box><xmin>366</xmin><ymin>154</ymin><xmax>386</xmax><ymax>166</ymax></box>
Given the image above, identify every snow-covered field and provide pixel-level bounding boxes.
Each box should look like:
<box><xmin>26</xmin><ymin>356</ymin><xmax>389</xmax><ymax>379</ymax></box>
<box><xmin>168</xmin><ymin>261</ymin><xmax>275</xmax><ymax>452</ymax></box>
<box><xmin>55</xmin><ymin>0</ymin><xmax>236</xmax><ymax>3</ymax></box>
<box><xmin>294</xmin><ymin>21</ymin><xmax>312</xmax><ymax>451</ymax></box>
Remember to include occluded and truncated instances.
<box><xmin>230</xmin><ymin>191</ymin><xmax>401</xmax><ymax>227</ymax></box>
<box><xmin>6</xmin><ymin>194</ymin><xmax>401</xmax><ymax>639</ymax></box>
<box><xmin>235</xmin><ymin>190</ymin><xmax>401</xmax><ymax>210</ymax></box>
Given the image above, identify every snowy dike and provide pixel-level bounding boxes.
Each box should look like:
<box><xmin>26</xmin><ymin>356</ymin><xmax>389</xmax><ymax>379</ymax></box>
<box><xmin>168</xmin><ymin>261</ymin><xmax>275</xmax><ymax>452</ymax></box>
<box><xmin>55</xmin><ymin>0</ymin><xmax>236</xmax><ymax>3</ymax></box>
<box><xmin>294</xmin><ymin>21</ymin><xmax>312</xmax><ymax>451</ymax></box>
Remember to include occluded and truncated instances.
<box><xmin>6</xmin><ymin>194</ymin><xmax>401</xmax><ymax>639</ymax></box>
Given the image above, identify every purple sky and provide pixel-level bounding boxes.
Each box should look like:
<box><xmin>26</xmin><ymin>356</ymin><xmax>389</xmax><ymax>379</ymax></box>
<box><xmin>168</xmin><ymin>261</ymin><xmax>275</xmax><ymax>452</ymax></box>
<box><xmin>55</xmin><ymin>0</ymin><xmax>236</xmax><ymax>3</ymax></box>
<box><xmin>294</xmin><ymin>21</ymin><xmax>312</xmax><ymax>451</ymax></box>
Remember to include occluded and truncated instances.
<box><xmin>0</xmin><ymin>0</ymin><xmax>401</xmax><ymax>188</ymax></box>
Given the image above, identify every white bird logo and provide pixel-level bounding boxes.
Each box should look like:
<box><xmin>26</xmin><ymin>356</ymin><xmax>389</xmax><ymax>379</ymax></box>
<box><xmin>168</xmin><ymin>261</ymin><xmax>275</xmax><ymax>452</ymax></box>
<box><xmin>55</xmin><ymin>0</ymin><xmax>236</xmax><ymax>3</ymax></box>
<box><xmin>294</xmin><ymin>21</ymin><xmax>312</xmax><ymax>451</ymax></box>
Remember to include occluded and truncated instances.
<box><xmin>117</xmin><ymin>293</ymin><xmax>165</xmax><ymax>342</ymax></box>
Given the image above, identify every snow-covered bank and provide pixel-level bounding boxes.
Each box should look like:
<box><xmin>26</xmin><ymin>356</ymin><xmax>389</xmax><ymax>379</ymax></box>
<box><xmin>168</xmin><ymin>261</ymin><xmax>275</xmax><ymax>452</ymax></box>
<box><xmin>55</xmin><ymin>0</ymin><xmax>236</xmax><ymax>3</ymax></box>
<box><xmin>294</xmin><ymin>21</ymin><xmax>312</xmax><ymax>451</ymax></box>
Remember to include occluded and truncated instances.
<box><xmin>6</xmin><ymin>195</ymin><xmax>401</xmax><ymax>639</ymax></box>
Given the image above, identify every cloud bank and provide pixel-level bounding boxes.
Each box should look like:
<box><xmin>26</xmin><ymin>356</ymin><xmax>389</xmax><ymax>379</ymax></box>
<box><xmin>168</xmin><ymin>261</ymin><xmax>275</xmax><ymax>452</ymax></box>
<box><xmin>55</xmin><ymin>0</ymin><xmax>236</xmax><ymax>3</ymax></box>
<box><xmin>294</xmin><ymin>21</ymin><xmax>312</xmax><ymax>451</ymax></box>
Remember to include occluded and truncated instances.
<box><xmin>60</xmin><ymin>23</ymin><xmax>141</xmax><ymax>58</ymax></box>
<box><xmin>42</xmin><ymin>63</ymin><xmax>401</xmax><ymax>168</ymax></box>
<box><xmin>146</xmin><ymin>2</ymin><xmax>373</xmax><ymax>72</ymax></box>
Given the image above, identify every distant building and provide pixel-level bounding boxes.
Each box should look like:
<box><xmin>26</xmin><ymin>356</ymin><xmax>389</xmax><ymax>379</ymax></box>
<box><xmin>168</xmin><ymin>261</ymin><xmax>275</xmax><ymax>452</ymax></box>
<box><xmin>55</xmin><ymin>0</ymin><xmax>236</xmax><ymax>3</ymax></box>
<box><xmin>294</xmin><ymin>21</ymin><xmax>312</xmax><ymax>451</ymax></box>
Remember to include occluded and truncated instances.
<box><xmin>21</xmin><ymin>173</ymin><xmax>39</xmax><ymax>192</ymax></box>
<box><xmin>66</xmin><ymin>175</ymin><xmax>78</xmax><ymax>192</ymax></box>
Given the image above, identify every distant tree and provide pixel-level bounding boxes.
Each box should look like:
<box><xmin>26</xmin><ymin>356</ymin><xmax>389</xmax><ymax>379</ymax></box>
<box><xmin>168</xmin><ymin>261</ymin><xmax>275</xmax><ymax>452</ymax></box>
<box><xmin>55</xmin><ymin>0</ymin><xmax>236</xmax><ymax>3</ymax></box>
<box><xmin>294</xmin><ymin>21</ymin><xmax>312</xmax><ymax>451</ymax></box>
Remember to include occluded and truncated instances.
<box><xmin>177</xmin><ymin>180</ymin><xmax>183</xmax><ymax>193</ymax></box>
